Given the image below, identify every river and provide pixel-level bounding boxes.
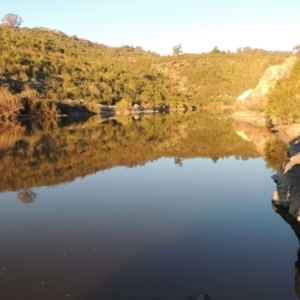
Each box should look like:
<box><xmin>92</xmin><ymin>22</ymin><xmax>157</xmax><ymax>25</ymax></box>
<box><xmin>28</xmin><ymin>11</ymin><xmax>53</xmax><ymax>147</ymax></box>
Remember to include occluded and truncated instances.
<box><xmin>0</xmin><ymin>112</ymin><xmax>297</xmax><ymax>300</ymax></box>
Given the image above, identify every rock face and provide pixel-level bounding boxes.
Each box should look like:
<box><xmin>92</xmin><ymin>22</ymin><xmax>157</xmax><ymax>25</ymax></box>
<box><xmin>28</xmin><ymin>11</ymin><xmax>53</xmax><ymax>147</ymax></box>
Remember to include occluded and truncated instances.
<box><xmin>233</xmin><ymin>56</ymin><xmax>297</xmax><ymax>126</ymax></box>
<box><xmin>237</xmin><ymin>56</ymin><xmax>297</xmax><ymax>105</ymax></box>
<box><xmin>272</xmin><ymin>136</ymin><xmax>300</xmax><ymax>221</ymax></box>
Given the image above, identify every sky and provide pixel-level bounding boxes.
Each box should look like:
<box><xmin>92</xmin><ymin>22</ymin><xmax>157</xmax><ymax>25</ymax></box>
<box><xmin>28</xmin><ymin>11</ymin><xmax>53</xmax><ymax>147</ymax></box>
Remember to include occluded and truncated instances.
<box><xmin>2</xmin><ymin>0</ymin><xmax>300</xmax><ymax>55</ymax></box>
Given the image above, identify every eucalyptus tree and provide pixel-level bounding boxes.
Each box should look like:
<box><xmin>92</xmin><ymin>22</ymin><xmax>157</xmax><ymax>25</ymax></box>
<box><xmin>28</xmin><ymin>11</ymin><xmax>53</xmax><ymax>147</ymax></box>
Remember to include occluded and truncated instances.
<box><xmin>1</xmin><ymin>13</ymin><xmax>23</xmax><ymax>39</ymax></box>
<box><xmin>172</xmin><ymin>44</ymin><xmax>182</xmax><ymax>56</ymax></box>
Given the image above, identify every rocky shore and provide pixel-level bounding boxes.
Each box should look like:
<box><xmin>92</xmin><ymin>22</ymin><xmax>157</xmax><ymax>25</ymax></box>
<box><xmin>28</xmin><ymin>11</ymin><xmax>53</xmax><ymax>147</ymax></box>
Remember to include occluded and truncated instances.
<box><xmin>170</xmin><ymin>293</ymin><xmax>211</xmax><ymax>300</ymax></box>
<box><xmin>272</xmin><ymin>135</ymin><xmax>300</xmax><ymax>220</ymax></box>
<box><xmin>99</xmin><ymin>103</ymin><xmax>201</xmax><ymax>118</ymax></box>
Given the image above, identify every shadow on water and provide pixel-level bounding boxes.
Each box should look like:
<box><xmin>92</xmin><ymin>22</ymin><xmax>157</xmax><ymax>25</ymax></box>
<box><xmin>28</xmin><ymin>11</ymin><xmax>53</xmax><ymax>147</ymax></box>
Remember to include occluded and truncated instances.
<box><xmin>271</xmin><ymin>135</ymin><xmax>300</xmax><ymax>300</ymax></box>
<box><xmin>272</xmin><ymin>204</ymin><xmax>300</xmax><ymax>300</ymax></box>
<box><xmin>83</xmin><ymin>196</ymin><xmax>291</xmax><ymax>300</ymax></box>
<box><xmin>81</xmin><ymin>214</ymin><xmax>221</xmax><ymax>300</ymax></box>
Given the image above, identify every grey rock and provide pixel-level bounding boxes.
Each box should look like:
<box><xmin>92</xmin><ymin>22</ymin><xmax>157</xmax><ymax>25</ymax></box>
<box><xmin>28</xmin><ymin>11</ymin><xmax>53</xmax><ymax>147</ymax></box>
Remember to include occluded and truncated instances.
<box><xmin>272</xmin><ymin>135</ymin><xmax>300</xmax><ymax>219</ymax></box>
<box><xmin>185</xmin><ymin>293</ymin><xmax>212</xmax><ymax>300</ymax></box>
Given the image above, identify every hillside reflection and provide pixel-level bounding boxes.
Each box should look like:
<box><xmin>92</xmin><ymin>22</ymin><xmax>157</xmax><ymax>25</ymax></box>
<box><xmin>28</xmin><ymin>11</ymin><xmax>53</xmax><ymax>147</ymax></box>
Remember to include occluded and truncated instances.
<box><xmin>0</xmin><ymin>112</ymin><xmax>261</xmax><ymax>194</ymax></box>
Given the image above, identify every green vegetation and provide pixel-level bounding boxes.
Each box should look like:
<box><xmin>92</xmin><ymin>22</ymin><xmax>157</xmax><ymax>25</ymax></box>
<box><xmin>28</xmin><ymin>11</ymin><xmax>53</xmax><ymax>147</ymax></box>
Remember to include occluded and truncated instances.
<box><xmin>0</xmin><ymin>20</ymin><xmax>291</xmax><ymax>118</ymax></box>
<box><xmin>0</xmin><ymin>112</ymin><xmax>259</xmax><ymax>192</ymax></box>
<box><xmin>266</xmin><ymin>58</ymin><xmax>300</xmax><ymax>124</ymax></box>
<box><xmin>156</xmin><ymin>50</ymin><xmax>289</xmax><ymax>107</ymax></box>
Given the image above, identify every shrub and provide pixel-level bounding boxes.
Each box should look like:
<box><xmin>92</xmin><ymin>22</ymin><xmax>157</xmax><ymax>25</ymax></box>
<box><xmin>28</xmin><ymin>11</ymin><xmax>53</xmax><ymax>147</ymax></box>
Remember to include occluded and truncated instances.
<box><xmin>266</xmin><ymin>58</ymin><xmax>300</xmax><ymax>124</ymax></box>
<box><xmin>0</xmin><ymin>87</ymin><xmax>23</xmax><ymax>118</ymax></box>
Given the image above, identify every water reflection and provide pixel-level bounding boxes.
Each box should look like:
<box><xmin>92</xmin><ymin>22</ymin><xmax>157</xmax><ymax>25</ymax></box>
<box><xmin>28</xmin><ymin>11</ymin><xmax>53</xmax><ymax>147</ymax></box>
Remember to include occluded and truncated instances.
<box><xmin>271</xmin><ymin>135</ymin><xmax>300</xmax><ymax>300</ymax></box>
<box><xmin>0</xmin><ymin>112</ymin><xmax>262</xmax><ymax>196</ymax></box>
<box><xmin>0</xmin><ymin>112</ymin><xmax>294</xmax><ymax>300</ymax></box>
<box><xmin>17</xmin><ymin>187</ymin><xmax>37</xmax><ymax>204</ymax></box>
<box><xmin>0</xmin><ymin>121</ymin><xmax>25</xmax><ymax>150</ymax></box>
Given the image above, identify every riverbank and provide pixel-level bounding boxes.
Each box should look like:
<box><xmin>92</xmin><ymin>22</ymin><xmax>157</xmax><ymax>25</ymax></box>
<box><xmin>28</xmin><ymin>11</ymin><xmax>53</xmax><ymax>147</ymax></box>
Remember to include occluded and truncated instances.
<box><xmin>272</xmin><ymin>134</ymin><xmax>300</xmax><ymax>221</ymax></box>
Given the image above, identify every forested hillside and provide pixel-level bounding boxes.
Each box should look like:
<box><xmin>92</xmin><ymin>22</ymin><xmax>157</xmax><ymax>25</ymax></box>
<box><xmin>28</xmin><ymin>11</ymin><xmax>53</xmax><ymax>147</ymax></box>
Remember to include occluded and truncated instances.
<box><xmin>0</xmin><ymin>24</ymin><xmax>291</xmax><ymax>117</ymax></box>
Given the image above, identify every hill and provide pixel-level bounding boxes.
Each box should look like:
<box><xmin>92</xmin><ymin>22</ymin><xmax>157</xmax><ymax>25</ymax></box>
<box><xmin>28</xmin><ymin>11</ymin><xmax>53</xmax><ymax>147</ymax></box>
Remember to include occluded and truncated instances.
<box><xmin>0</xmin><ymin>24</ymin><xmax>291</xmax><ymax>117</ymax></box>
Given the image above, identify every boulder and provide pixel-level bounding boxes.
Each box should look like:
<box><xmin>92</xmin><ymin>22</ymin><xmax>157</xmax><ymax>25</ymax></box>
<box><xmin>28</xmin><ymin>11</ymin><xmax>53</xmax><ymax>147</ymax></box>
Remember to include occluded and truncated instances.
<box><xmin>272</xmin><ymin>136</ymin><xmax>300</xmax><ymax>219</ymax></box>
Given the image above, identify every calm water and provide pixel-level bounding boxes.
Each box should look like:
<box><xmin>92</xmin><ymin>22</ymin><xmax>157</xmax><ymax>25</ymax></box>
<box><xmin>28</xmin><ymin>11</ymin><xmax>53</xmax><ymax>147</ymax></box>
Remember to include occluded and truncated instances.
<box><xmin>0</xmin><ymin>113</ymin><xmax>298</xmax><ymax>300</ymax></box>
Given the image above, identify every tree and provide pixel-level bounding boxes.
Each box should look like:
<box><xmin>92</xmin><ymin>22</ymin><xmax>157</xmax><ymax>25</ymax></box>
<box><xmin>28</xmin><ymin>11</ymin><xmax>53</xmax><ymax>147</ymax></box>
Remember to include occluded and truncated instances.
<box><xmin>211</xmin><ymin>46</ymin><xmax>220</xmax><ymax>54</ymax></box>
<box><xmin>172</xmin><ymin>44</ymin><xmax>182</xmax><ymax>56</ymax></box>
<box><xmin>1</xmin><ymin>13</ymin><xmax>23</xmax><ymax>39</ymax></box>
<box><xmin>293</xmin><ymin>44</ymin><xmax>300</xmax><ymax>56</ymax></box>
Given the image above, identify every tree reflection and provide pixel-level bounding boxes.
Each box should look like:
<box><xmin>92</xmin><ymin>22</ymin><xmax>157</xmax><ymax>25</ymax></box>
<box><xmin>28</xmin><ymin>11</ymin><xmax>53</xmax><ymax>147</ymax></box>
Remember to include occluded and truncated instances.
<box><xmin>264</xmin><ymin>135</ymin><xmax>288</xmax><ymax>171</ymax></box>
<box><xmin>0</xmin><ymin>113</ymin><xmax>261</xmax><ymax>194</ymax></box>
<box><xmin>0</xmin><ymin>121</ymin><xmax>25</xmax><ymax>150</ymax></box>
<box><xmin>17</xmin><ymin>188</ymin><xmax>37</xmax><ymax>204</ymax></box>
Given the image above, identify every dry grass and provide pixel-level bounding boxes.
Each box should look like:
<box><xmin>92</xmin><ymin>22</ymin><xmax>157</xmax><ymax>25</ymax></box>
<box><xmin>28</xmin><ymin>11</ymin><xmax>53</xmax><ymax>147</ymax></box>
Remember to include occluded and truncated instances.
<box><xmin>0</xmin><ymin>87</ymin><xmax>23</xmax><ymax>118</ymax></box>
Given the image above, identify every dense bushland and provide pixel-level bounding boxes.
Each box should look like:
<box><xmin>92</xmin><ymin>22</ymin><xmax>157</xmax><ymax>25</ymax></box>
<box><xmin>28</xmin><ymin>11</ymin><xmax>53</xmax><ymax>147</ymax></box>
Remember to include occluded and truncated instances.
<box><xmin>266</xmin><ymin>58</ymin><xmax>300</xmax><ymax>124</ymax></box>
<box><xmin>0</xmin><ymin>24</ymin><xmax>291</xmax><ymax>117</ymax></box>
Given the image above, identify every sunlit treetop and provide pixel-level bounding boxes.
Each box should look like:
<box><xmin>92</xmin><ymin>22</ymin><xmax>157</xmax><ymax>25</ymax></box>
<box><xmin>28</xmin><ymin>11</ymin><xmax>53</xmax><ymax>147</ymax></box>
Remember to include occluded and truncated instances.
<box><xmin>1</xmin><ymin>13</ymin><xmax>23</xmax><ymax>39</ymax></box>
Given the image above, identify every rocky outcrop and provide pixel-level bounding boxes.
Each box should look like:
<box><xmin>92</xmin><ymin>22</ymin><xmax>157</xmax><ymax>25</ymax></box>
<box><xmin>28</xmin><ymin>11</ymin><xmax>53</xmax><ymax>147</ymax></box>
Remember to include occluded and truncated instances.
<box><xmin>233</xmin><ymin>56</ymin><xmax>297</xmax><ymax>126</ymax></box>
<box><xmin>272</xmin><ymin>135</ymin><xmax>300</xmax><ymax>220</ymax></box>
<box><xmin>237</xmin><ymin>56</ymin><xmax>297</xmax><ymax>105</ymax></box>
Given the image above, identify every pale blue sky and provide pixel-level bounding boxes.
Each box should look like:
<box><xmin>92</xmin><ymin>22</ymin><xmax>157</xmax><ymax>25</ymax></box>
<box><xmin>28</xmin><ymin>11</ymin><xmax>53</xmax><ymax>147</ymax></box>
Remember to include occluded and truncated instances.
<box><xmin>2</xmin><ymin>0</ymin><xmax>300</xmax><ymax>55</ymax></box>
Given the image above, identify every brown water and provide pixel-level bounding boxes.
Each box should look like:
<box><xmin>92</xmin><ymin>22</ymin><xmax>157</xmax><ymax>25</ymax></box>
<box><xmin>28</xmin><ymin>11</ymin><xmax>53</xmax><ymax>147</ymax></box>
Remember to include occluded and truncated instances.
<box><xmin>0</xmin><ymin>113</ymin><xmax>297</xmax><ymax>300</ymax></box>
